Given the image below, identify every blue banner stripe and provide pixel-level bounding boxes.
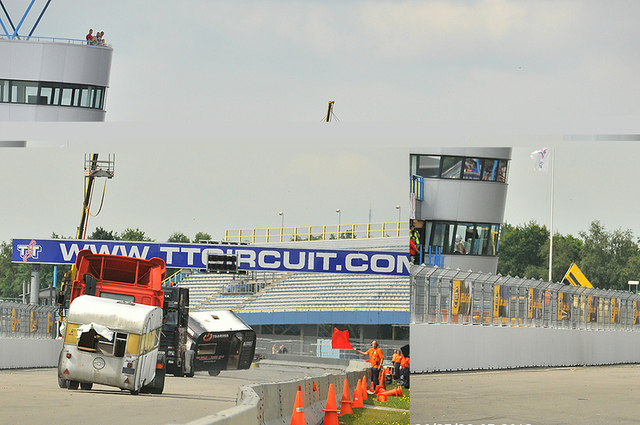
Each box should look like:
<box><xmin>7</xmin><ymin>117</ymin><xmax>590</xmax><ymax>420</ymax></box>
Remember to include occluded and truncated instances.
<box><xmin>12</xmin><ymin>239</ymin><xmax>410</xmax><ymax>276</ymax></box>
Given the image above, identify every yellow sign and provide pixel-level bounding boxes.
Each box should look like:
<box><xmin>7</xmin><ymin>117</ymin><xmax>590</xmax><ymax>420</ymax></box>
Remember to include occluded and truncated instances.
<box><xmin>11</xmin><ymin>309</ymin><xmax>20</xmax><ymax>332</ymax></box>
<box><xmin>611</xmin><ymin>298</ymin><xmax>620</xmax><ymax>324</ymax></box>
<box><xmin>452</xmin><ymin>280</ymin><xmax>471</xmax><ymax>315</ymax></box>
<box><xmin>562</xmin><ymin>263</ymin><xmax>593</xmax><ymax>288</ymax></box>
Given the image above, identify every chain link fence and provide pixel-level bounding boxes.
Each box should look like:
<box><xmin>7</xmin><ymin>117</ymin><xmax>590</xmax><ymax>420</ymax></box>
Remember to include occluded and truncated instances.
<box><xmin>411</xmin><ymin>264</ymin><xmax>640</xmax><ymax>331</ymax></box>
<box><xmin>0</xmin><ymin>301</ymin><xmax>58</xmax><ymax>339</ymax></box>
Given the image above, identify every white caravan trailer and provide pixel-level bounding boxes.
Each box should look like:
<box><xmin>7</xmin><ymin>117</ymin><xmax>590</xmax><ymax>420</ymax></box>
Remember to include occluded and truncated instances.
<box><xmin>58</xmin><ymin>295</ymin><xmax>163</xmax><ymax>394</ymax></box>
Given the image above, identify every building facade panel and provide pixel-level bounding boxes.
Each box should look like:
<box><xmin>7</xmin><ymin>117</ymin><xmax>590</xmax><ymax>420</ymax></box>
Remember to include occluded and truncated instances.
<box><xmin>1</xmin><ymin>40</ymin><xmax>113</xmax><ymax>86</ymax></box>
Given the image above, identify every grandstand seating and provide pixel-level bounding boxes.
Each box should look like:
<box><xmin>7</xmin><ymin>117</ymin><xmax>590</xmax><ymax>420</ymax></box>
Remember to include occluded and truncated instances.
<box><xmin>177</xmin><ymin>271</ymin><xmax>409</xmax><ymax>313</ymax></box>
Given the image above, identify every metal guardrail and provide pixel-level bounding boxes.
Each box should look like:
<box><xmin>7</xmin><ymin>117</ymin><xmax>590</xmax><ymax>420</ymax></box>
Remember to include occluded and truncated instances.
<box><xmin>0</xmin><ymin>35</ymin><xmax>112</xmax><ymax>48</ymax></box>
<box><xmin>225</xmin><ymin>221</ymin><xmax>409</xmax><ymax>244</ymax></box>
<box><xmin>0</xmin><ymin>301</ymin><xmax>57</xmax><ymax>339</ymax></box>
<box><xmin>411</xmin><ymin>264</ymin><xmax>640</xmax><ymax>331</ymax></box>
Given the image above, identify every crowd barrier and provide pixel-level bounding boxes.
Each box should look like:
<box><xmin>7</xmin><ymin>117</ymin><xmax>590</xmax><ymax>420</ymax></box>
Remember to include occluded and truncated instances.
<box><xmin>410</xmin><ymin>264</ymin><xmax>640</xmax><ymax>372</ymax></box>
<box><xmin>411</xmin><ymin>265</ymin><xmax>640</xmax><ymax>330</ymax></box>
<box><xmin>179</xmin><ymin>359</ymin><xmax>367</xmax><ymax>425</ymax></box>
<box><xmin>0</xmin><ymin>302</ymin><xmax>58</xmax><ymax>339</ymax></box>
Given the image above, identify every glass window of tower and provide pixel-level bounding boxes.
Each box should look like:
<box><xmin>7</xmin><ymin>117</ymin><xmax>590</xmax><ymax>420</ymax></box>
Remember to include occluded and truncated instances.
<box><xmin>441</xmin><ymin>156</ymin><xmax>463</xmax><ymax>179</ymax></box>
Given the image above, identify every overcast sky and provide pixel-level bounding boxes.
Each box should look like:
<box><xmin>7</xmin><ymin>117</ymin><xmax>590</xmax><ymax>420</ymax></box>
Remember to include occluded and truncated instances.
<box><xmin>507</xmin><ymin>142</ymin><xmax>640</xmax><ymax>240</ymax></box>
<box><xmin>3</xmin><ymin>2</ymin><xmax>640</xmax><ymax>244</ymax></box>
<box><xmin>0</xmin><ymin>140</ymin><xmax>407</xmax><ymax>243</ymax></box>
<box><xmin>6</xmin><ymin>0</ymin><xmax>640</xmax><ymax>123</ymax></box>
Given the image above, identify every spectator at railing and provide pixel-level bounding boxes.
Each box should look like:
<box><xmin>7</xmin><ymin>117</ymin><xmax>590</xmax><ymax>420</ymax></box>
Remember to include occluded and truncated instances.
<box><xmin>85</xmin><ymin>29</ymin><xmax>94</xmax><ymax>45</ymax></box>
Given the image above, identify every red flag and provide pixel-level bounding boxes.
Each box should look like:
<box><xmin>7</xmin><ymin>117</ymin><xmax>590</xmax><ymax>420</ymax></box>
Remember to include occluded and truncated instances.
<box><xmin>331</xmin><ymin>327</ymin><xmax>353</xmax><ymax>349</ymax></box>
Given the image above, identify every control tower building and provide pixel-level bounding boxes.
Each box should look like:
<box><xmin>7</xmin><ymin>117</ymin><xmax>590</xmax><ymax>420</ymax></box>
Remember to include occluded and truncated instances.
<box><xmin>410</xmin><ymin>148</ymin><xmax>512</xmax><ymax>274</ymax></box>
<box><xmin>0</xmin><ymin>5</ymin><xmax>113</xmax><ymax>121</ymax></box>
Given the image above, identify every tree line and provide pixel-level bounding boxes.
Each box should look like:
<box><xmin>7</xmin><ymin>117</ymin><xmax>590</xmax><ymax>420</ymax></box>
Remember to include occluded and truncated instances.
<box><xmin>498</xmin><ymin>219</ymin><xmax>640</xmax><ymax>291</ymax></box>
<box><xmin>0</xmin><ymin>227</ymin><xmax>212</xmax><ymax>301</ymax></box>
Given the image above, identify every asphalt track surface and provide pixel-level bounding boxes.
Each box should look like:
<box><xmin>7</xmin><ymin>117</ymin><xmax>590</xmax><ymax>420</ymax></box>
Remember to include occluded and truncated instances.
<box><xmin>410</xmin><ymin>364</ymin><xmax>640</xmax><ymax>425</ymax></box>
<box><xmin>0</xmin><ymin>360</ymin><xmax>343</xmax><ymax>425</ymax></box>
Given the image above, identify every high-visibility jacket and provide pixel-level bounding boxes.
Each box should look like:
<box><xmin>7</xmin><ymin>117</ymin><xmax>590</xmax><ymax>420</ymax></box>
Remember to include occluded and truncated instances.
<box><xmin>365</xmin><ymin>347</ymin><xmax>384</xmax><ymax>369</ymax></box>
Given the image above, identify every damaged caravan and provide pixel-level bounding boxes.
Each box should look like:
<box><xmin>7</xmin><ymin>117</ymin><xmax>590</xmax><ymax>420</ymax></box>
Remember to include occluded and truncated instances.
<box><xmin>58</xmin><ymin>295</ymin><xmax>163</xmax><ymax>394</ymax></box>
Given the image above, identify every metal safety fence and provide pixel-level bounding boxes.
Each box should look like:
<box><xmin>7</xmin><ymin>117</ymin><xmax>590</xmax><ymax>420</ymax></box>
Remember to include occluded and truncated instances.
<box><xmin>225</xmin><ymin>221</ymin><xmax>409</xmax><ymax>244</ymax></box>
<box><xmin>411</xmin><ymin>264</ymin><xmax>640</xmax><ymax>331</ymax></box>
<box><xmin>0</xmin><ymin>301</ymin><xmax>58</xmax><ymax>339</ymax></box>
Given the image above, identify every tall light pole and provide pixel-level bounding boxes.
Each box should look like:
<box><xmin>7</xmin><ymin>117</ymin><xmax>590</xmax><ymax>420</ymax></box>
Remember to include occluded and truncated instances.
<box><xmin>396</xmin><ymin>205</ymin><xmax>401</xmax><ymax>237</ymax></box>
<box><xmin>336</xmin><ymin>208</ymin><xmax>341</xmax><ymax>239</ymax></box>
<box><xmin>279</xmin><ymin>212</ymin><xmax>284</xmax><ymax>242</ymax></box>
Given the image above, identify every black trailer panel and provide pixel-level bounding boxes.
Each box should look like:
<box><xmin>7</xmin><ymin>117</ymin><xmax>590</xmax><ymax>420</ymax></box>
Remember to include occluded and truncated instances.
<box><xmin>187</xmin><ymin>310</ymin><xmax>256</xmax><ymax>372</ymax></box>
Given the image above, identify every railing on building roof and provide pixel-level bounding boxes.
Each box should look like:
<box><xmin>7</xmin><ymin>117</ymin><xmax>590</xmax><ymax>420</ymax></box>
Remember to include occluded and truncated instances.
<box><xmin>0</xmin><ymin>35</ymin><xmax>112</xmax><ymax>48</ymax></box>
<box><xmin>225</xmin><ymin>221</ymin><xmax>409</xmax><ymax>244</ymax></box>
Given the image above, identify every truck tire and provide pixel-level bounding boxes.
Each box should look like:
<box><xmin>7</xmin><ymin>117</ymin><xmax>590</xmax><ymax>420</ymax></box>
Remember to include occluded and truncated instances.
<box><xmin>58</xmin><ymin>378</ymin><xmax>68</xmax><ymax>388</ymax></box>
<box><xmin>80</xmin><ymin>382</ymin><xmax>93</xmax><ymax>390</ymax></box>
<box><xmin>185</xmin><ymin>350</ymin><xmax>195</xmax><ymax>377</ymax></box>
<box><xmin>208</xmin><ymin>370</ymin><xmax>220</xmax><ymax>377</ymax></box>
<box><xmin>174</xmin><ymin>363</ymin><xmax>184</xmax><ymax>377</ymax></box>
<box><xmin>140</xmin><ymin>352</ymin><xmax>166</xmax><ymax>394</ymax></box>
<box><xmin>68</xmin><ymin>380</ymin><xmax>79</xmax><ymax>390</ymax></box>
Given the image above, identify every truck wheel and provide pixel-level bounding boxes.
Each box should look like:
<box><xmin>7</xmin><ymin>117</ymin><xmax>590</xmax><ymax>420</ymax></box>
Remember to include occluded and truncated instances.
<box><xmin>68</xmin><ymin>380</ymin><xmax>79</xmax><ymax>390</ymax></box>
<box><xmin>186</xmin><ymin>364</ymin><xmax>195</xmax><ymax>378</ymax></box>
<box><xmin>80</xmin><ymin>382</ymin><xmax>93</xmax><ymax>390</ymax></box>
<box><xmin>174</xmin><ymin>364</ymin><xmax>184</xmax><ymax>377</ymax></box>
<box><xmin>130</xmin><ymin>389</ymin><xmax>139</xmax><ymax>395</ymax></box>
<box><xmin>208</xmin><ymin>370</ymin><xmax>220</xmax><ymax>377</ymax></box>
<box><xmin>58</xmin><ymin>378</ymin><xmax>68</xmax><ymax>388</ymax></box>
<box><xmin>141</xmin><ymin>366</ymin><xmax>166</xmax><ymax>394</ymax></box>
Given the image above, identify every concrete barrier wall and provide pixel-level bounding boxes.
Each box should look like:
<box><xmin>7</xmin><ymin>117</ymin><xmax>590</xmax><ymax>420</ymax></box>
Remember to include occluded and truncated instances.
<box><xmin>411</xmin><ymin>323</ymin><xmax>640</xmax><ymax>373</ymax></box>
<box><xmin>181</xmin><ymin>361</ymin><xmax>367</xmax><ymax>425</ymax></box>
<box><xmin>0</xmin><ymin>338</ymin><xmax>62</xmax><ymax>369</ymax></box>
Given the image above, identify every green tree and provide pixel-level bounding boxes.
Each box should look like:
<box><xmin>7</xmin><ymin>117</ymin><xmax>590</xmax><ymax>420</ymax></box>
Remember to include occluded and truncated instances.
<box><xmin>0</xmin><ymin>241</ymin><xmax>30</xmax><ymax>300</ymax></box>
<box><xmin>194</xmin><ymin>232</ymin><xmax>212</xmax><ymax>242</ymax></box>
<box><xmin>579</xmin><ymin>220</ymin><xmax>639</xmax><ymax>290</ymax></box>
<box><xmin>168</xmin><ymin>232</ymin><xmax>190</xmax><ymax>243</ymax></box>
<box><xmin>118</xmin><ymin>228</ymin><xmax>153</xmax><ymax>242</ymax></box>
<box><xmin>88</xmin><ymin>227</ymin><xmax>117</xmax><ymax>240</ymax></box>
<box><xmin>539</xmin><ymin>233</ymin><xmax>583</xmax><ymax>282</ymax></box>
<box><xmin>497</xmin><ymin>221</ymin><xmax>549</xmax><ymax>279</ymax></box>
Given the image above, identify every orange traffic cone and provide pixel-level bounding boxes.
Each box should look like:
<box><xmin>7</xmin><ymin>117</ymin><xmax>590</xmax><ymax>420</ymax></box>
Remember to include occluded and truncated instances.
<box><xmin>322</xmin><ymin>383</ymin><xmax>340</xmax><ymax>425</ymax></box>
<box><xmin>361</xmin><ymin>377</ymin><xmax>368</xmax><ymax>400</ymax></box>
<box><xmin>379</xmin><ymin>386</ymin><xmax>403</xmax><ymax>398</ymax></box>
<box><xmin>376</xmin><ymin>393</ymin><xmax>388</xmax><ymax>402</ymax></box>
<box><xmin>339</xmin><ymin>378</ymin><xmax>353</xmax><ymax>416</ymax></box>
<box><xmin>352</xmin><ymin>380</ymin><xmax>363</xmax><ymax>408</ymax></box>
<box><xmin>291</xmin><ymin>386</ymin><xmax>305</xmax><ymax>425</ymax></box>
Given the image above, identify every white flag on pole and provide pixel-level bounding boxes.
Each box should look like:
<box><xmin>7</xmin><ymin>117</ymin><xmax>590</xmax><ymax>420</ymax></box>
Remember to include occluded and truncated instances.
<box><xmin>530</xmin><ymin>147</ymin><xmax>550</xmax><ymax>172</ymax></box>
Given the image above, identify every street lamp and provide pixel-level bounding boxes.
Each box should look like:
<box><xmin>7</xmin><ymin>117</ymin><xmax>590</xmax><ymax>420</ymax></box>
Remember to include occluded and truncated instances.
<box><xmin>396</xmin><ymin>205</ymin><xmax>401</xmax><ymax>222</ymax></box>
<box><xmin>279</xmin><ymin>212</ymin><xmax>284</xmax><ymax>242</ymax></box>
<box><xmin>336</xmin><ymin>208</ymin><xmax>341</xmax><ymax>239</ymax></box>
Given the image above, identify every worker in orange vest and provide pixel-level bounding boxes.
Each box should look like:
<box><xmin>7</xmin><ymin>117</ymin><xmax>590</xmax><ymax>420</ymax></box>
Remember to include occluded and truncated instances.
<box><xmin>354</xmin><ymin>340</ymin><xmax>384</xmax><ymax>391</ymax></box>
<box><xmin>392</xmin><ymin>349</ymin><xmax>403</xmax><ymax>381</ymax></box>
<box><xmin>399</xmin><ymin>354</ymin><xmax>410</xmax><ymax>388</ymax></box>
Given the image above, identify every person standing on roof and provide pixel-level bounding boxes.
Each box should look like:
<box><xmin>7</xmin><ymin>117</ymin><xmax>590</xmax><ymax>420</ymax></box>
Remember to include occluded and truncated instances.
<box><xmin>353</xmin><ymin>340</ymin><xmax>384</xmax><ymax>391</ymax></box>
<box><xmin>86</xmin><ymin>29</ymin><xmax>94</xmax><ymax>45</ymax></box>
